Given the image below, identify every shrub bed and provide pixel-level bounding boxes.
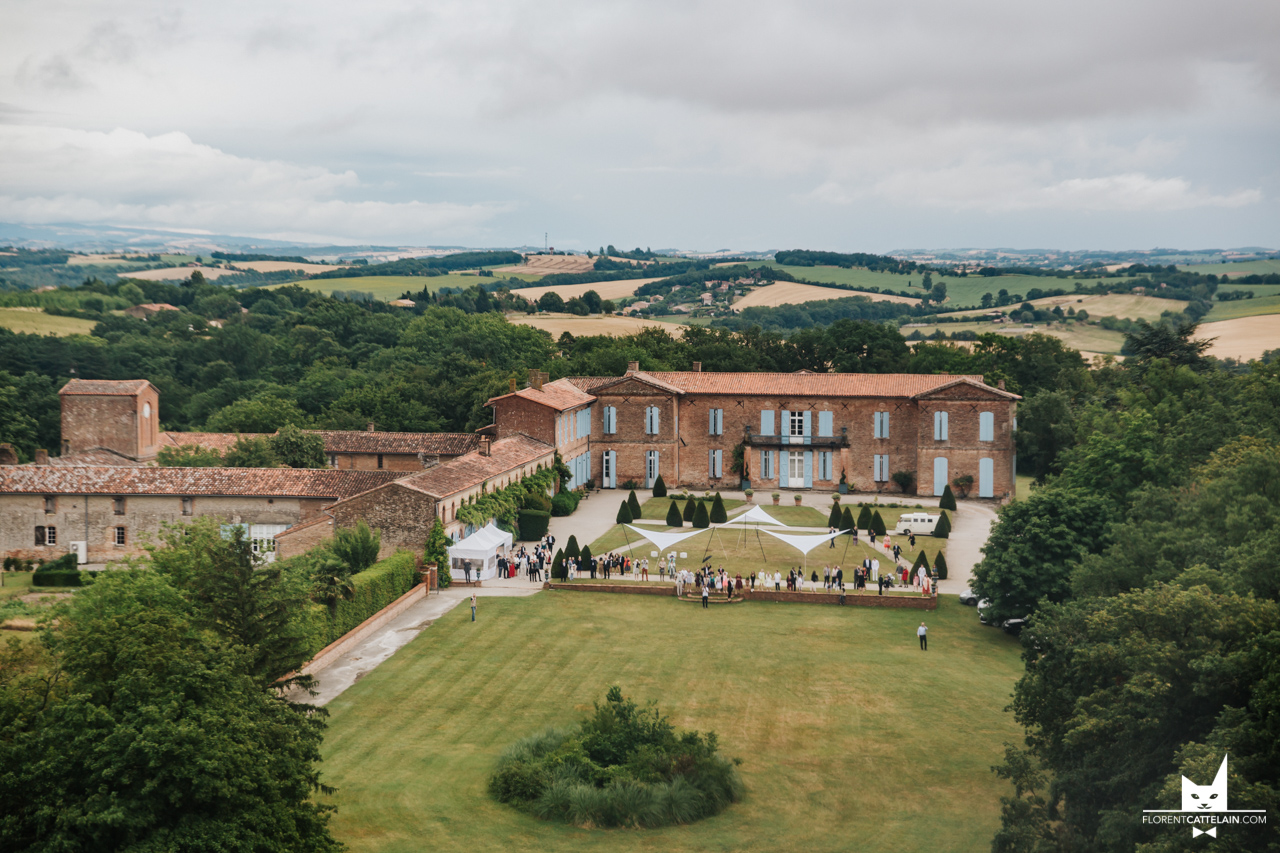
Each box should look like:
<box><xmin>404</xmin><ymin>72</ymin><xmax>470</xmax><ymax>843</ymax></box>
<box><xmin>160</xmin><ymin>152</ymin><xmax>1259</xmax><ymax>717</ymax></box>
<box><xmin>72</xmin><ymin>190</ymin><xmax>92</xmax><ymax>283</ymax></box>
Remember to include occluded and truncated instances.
<box><xmin>300</xmin><ymin>551</ymin><xmax>420</xmax><ymax>655</ymax></box>
<box><xmin>489</xmin><ymin>686</ymin><xmax>742</xmax><ymax>828</ymax></box>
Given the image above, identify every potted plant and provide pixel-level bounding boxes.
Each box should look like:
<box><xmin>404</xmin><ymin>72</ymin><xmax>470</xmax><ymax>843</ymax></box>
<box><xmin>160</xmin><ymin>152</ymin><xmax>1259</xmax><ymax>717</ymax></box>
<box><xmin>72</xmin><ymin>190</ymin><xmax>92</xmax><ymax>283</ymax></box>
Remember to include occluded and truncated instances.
<box><xmin>838</xmin><ymin>471</ymin><xmax>848</xmax><ymax>495</ymax></box>
<box><xmin>744</xmin><ymin>488</ymin><xmax>754</xmax><ymax>503</ymax></box>
<box><xmin>772</xmin><ymin>492</ymin><xmax>781</xmax><ymax>505</ymax></box>
<box><xmin>793</xmin><ymin>494</ymin><xmax>803</xmax><ymax>506</ymax></box>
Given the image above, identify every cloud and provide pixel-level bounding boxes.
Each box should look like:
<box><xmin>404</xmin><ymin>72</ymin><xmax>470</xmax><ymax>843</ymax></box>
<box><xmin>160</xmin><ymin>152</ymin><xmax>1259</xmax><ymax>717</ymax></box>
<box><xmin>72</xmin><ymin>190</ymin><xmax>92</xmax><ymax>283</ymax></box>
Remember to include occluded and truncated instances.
<box><xmin>0</xmin><ymin>124</ymin><xmax>510</xmax><ymax>242</ymax></box>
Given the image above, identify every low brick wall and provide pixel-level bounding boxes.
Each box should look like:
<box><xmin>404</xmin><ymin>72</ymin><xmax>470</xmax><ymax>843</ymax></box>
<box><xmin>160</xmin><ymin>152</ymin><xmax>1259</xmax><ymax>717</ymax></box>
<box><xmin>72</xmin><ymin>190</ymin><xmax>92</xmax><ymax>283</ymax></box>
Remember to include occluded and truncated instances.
<box><xmin>301</xmin><ymin>583</ymin><xmax>428</xmax><ymax>676</ymax></box>
<box><xmin>543</xmin><ymin>582</ymin><xmax>935</xmax><ymax>609</ymax></box>
<box><xmin>742</xmin><ymin>588</ymin><xmax>936</xmax><ymax>609</ymax></box>
<box><xmin>544</xmin><ymin>582</ymin><xmax>674</xmax><ymax>597</ymax></box>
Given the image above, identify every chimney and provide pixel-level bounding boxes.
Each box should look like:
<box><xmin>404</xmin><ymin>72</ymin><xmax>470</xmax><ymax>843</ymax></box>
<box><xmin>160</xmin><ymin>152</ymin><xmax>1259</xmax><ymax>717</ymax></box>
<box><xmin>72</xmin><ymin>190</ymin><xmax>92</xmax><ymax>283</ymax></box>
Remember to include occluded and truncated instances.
<box><xmin>479</xmin><ymin>436</ymin><xmax>491</xmax><ymax>457</ymax></box>
<box><xmin>0</xmin><ymin>444</ymin><xmax>17</xmax><ymax>465</ymax></box>
<box><xmin>997</xmin><ymin>380</ymin><xmax>1006</xmax><ymax>391</ymax></box>
<box><xmin>691</xmin><ymin>361</ymin><xmax>702</xmax><ymax>372</ymax></box>
<box><xmin>627</xmin><ymin>361</ymin><xmax>639</xmax><ymax>373</ymax></box>
<box><xmin>509</xmin><ymin>378</ymin><xmax>517</xmax><ymax>393</ymax></box>
<box><xmin>35</xmin><ymin>449</ymin><xmax>48</xmax><ymax>465</ymax></box>
<box><xmin>528</xmin><ymin>368</ymin><xmax>544</xmax><ymax>391</ymax></box>
<box><xmin>366</xmin><ymin>421</ymin><xmax>376</xmax><ymax>432</ymax></box>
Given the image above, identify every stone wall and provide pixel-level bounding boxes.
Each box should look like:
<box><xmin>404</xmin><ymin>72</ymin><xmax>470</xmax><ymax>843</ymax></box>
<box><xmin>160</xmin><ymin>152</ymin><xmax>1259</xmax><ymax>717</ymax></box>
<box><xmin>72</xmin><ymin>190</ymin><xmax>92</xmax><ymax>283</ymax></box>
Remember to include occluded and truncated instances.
<box><xmin>326</xmin><ymin>483</ymin><xmax>438</xmax><ymax>558</ymax></box>
<box><xmin>61</xmin><ymin>386</ymin><xmax>160</xmax><ymax>460</ymax></box>
<box><xmin>0</xmin><ymin>493</ymin><xmax>321</xmax><ymax>563</ymax></box>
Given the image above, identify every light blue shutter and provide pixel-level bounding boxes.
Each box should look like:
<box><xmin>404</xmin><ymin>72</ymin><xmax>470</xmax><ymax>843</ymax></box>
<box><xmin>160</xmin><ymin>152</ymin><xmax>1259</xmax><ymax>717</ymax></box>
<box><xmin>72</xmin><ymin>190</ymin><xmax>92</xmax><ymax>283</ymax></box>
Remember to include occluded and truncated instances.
<box><xmin>873</xmin><ymin>412</ymin><xmax>882</xmax><ymax>439</ymax></box>
<box><xmin>760</xmin><ymin>410</ymin><xmax>774</xmax><ymax>436</ymax></box>
<box><xmin>818</xmin><ymin>411</ymin><xmax>833</xmax><ymax>437</ymax></box>
<box><xmin>979</xmin><ymin>411</ymin><xmax>994</xmax><ymax>442</ymax></box>
<box><xmin>781</xmin><ymin>409</ymin><xmax>791</xmax><ymax>444</ymax></box>
<box><xmin>803</xmin><ymin>451</ymin><xmax>813</xmax><ymax>487</ymax></box>
<box><xmin>652</xmin><ymin>405</ymin><xmax>660</xmax><ymax>435</ymax></box>
<box><xmin>934</xmin><ymin>457</ymin><xmax>948</xmax><ymax>495</ymax></box>
<box><xmin>882</xmin><ymin>411</ymin><xmax>889</xmax><ymax>438</ymax></box>
<box><xmin>979</xmin><ymin>457</ymin><xmax>994</xmax><ymax>497</ymax></box>
<box><xmin>716</xmin><ymin>409</ymin><xmax>723</xmax><ymax>435</ymax></box>
<box><xmin>779</xmin><ymin>451</ymin><xmax>789</xmax><ymax>487</ymax></box>
<box><xmin>586</xmin><ymin>407</ymin><xmax>593</xmax><ymax>436</ymax></box>
<box><xmin>802</xmin><ymin>411</ymin><xmax>811</xmax><ymax>444</ymax></box>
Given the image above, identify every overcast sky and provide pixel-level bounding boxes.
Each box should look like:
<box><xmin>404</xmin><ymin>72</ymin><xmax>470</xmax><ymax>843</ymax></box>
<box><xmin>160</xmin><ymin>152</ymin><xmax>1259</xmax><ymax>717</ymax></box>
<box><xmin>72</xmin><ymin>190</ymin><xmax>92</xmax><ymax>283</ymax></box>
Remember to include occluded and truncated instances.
<box><xmin>2</xmin><ymin>0</ymin><xmax>1277</xmax><ymax>250</ymax></box>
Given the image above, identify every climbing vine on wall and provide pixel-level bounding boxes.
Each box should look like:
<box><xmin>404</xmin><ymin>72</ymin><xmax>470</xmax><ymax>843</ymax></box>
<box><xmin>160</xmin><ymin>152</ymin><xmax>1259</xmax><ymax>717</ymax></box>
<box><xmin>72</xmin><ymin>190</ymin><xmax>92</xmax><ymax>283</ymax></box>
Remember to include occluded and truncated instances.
<box><xmin>456</xmin><ymin>466</ymin><xmax>556</xmax><ymax>528</ymax></box>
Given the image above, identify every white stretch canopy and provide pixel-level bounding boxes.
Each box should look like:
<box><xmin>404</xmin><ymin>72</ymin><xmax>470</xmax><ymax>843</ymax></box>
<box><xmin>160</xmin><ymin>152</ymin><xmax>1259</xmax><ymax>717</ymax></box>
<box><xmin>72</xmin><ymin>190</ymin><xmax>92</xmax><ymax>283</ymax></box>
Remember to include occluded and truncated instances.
<box><xmin>624</xmin><ymin>524</ymin><xmax>705</xmax><ymax>552</ymax></box>
<box><xmin>448</xmin><ymin>523</ymin><xmax>513</xmax><ymax>580</ymax></box>
<box><xmin>762</xmin><ymin>528</ymin><xmax>848</xmax><ymax>556</ymax></box>
<box><xmin>720</xmin><ymin>505</ymin><xmax>787</xmax><ymax>527</ymax></box>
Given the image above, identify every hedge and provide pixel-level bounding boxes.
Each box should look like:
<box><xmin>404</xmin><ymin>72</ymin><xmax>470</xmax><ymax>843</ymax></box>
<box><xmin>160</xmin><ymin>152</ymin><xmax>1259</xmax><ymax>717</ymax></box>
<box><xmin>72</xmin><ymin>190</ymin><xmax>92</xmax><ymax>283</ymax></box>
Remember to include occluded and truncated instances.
<box><xmin>652</xmin><ymin>474</ymin><xmax>667</xmax><ymax>497</ymax></box>
<box><xmin>551</xmin><ymin>491</ymin><xmax>580</xmax><ymax>517</ymax></box>
<box><xmin>32</xmin><ymin>569</ymin><xmax>88</xmax><ymax>587</ymax></box>
<box><xmin>518</xmin><ymin>509</ymin><xmax>551</xmax><ymax>541</ymax></box>
<box><xmin>304</xmin><ymin>551</ymin><xmax>421</xmax><ymax>654</ymax></box>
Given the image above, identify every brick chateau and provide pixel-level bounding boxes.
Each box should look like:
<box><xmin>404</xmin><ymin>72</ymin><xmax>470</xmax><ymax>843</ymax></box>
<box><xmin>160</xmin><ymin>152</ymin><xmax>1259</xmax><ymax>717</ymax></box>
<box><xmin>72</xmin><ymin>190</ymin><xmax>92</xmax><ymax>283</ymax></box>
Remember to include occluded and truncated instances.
<box><xmin>487</xmin><ymin>362</ymin><xmax>1020</xmax><ymax>498</ymax></box>
<box><xmin>0</xmin><ymin>366</ymin><xmax>1016</xmax><ymax>565</ymax></box>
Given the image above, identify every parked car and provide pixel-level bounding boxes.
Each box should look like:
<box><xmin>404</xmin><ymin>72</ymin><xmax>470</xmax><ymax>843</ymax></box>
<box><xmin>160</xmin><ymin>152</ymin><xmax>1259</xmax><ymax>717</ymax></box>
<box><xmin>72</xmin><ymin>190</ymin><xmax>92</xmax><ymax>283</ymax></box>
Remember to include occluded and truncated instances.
<box><xmin>894</xmin><ymin>512</ymin><xmax>940</xmax><ymax>535</ymax></box>
<box><xmin>958</xmin><ymin>587</ymin><xmax>978</xmax><ymax>606</ymax></box>
<box><xmin>1001</xmin><ymin>618</ymin><xmax>1028</xmax><ymax>636</ymax></box>
<box><xmin>977</xmin><ymin>599</ymin><xmax>993</xmax><ymax>624</ymax></box>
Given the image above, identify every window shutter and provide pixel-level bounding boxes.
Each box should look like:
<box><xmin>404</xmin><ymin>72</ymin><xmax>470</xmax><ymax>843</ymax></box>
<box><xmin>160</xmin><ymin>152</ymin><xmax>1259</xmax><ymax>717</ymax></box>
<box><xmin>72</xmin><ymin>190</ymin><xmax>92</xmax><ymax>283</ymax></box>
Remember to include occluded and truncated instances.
<box><xmin>780</xmin><ymin>451</ymin><xmax>789</xmax><ymax>487</ymax></box>
<box><xmin>781</xmin><ymin>409</ymin><xmax>791</xmax><ymax>444</ymax></box>
<box><xmin>980</xmin><ymin>411</ymin><xmax>994</xmax><ymax>442</ymax></box>
<box><xmin>761</xmin><ymin>410</ymin><xmax>774</xmax><ymax>436</ymax></box>
<box><xmin>652</xmin><ymin>406</ymin><xmax>660</xmax><ymax>435</ymax></box>
<box><xmin>716</xmin><ymin>409</ymin><xmax>723</xmax><ymax>435</ymax></box>
<box><xmin>803</xmin><ymin>451</ymin><xmax>813</xmax><ymax>488</ymax></box>
<box><xmin>883</xmin><ymin>411</ymin><xmax>889</xmax><ymax>437</ymax></box>
<box><xmin>802</xmin><ymin>411</ymin><xmax>811</xmax><ymax>443</ymax></box>
<box><xmin>818</xmin><ymin>410</ymin><xmax>833</xmax><ymax>437</ymax></box>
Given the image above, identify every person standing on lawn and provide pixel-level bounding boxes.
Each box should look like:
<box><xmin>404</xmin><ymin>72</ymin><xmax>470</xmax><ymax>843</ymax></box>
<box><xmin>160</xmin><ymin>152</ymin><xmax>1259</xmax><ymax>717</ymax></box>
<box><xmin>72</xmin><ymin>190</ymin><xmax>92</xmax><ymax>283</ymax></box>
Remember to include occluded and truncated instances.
<box><xmin>918</xmin><ymin>622</ymin><xmax>928</xmax><ymax>651</ymax></box>
<box><xmin>471</xmin><ymin>593</ymin><xmax>477</xmax><ymax>622</ymax></box>
<box><xmin>701</xmin><ymin>582</ymin><xmax>710</xmax><ymax>609</ymax></box>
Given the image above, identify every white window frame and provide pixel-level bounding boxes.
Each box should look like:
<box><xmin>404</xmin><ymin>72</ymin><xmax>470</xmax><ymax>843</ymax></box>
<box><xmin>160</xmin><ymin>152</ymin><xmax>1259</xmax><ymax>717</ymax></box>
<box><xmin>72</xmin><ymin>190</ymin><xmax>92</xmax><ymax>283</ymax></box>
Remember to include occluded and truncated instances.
<box><xmin>46</xmin><ymin>525</ymin><xmax>57</xmax><ymax>545</ymax></box>
<box><xmin>114</xmin><ymin>526</ymin><xmax>127</xmax><ymax>545</ymax></box>
<box><xmin>788</xmin><ymin>450</ymin><xmax>805</xmax><ymax>482</ymax></box>
<box><xmin>789</xmin><ymin>410</ymin><xmax>804</xmax><ymax>438</ymax></box>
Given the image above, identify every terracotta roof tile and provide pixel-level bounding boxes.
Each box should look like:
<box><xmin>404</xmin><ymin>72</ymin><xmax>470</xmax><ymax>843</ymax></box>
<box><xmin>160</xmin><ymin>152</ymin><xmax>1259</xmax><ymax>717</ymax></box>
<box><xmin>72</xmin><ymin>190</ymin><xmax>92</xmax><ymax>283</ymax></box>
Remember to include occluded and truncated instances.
<box><xmin>566</xmin><ymin>370</ymin><xmax>1004</xmax><ymax>398</ymax></box>
<box><xmin>59</xmin><ymin>379</ymin><xmax>155</xmax><ymax>396</ymax></box>
<box><xmin>485</xmin><ymin>378</ymin><xmax>595</xmax><ymax>412</ymax></box>
<box><xmin>0</xmin><ymin>467</ymin><xmax>402</xmax><ymax>499</ymax></box>
<box><xmin>305</xmin><ymin>431</ymin><xmax>480</xmax><ymax>456</ymax></box>
<box><xmin>392</xmin><ymin>434</ymin><xmax>553</xmax><ymax>498</ymax></box>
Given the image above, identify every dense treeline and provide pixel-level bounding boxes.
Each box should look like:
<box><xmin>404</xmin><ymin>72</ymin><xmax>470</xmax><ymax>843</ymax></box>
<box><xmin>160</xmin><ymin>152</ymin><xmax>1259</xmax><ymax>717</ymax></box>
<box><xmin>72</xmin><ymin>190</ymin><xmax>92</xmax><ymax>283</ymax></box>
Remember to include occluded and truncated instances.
<box><xmin>310</xmin><ymin>250</ymin><xmax>522</xmax><ymax>279</ymax></box>
<box><xmin>773</xmin><ymin>249</ymin><xmax>919</xmax><ymax>274</ymax></box>
<box><xmin>211</xmin><ymin>251</ymin><xmax>311</xmax><ymax>263</ymax></box>
<box><xmin>971</xmin><ymin>323</ymin><xmax>1280</xmax><ymax>852</ymax></box>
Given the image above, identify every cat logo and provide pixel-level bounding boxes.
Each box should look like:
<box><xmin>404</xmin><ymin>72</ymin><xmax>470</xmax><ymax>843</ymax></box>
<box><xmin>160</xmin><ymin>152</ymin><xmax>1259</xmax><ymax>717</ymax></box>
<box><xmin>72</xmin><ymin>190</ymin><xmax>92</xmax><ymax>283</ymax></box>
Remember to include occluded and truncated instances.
<box><xmin>1142</xmin><ymin>753</ymin><xmax>1268</xmax><ymax>838</ymax></box>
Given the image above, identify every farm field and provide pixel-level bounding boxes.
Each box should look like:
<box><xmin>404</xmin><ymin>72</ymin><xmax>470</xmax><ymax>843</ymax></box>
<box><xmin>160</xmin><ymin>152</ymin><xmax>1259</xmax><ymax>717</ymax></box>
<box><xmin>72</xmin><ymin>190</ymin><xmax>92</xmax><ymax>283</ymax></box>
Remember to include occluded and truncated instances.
<box><xmin>508</xmin><ymin>313</ymin><xmax>678</xmax><ymax>338</ymax></box>
<box><xmin>904</xmin><ymin>321</ymin><xmax>1126</xmax><ymax>357</ymax></box>
<box><xmin>273</xmin><ymin>274</ymin><xmax>511</xmax><ymax>299</ymax></box>
<box><xmin>1181</xmin><ymin>259</ymin><xmax>1280</xmax><ymax>277</ymax></box>
<box><xmin>507</xmin><ymin>277</ymin><xmax>669</xmax><ymax>304</ymax></box>
<box><xmin>733</xmin><ymin>281</ymin><xmax>917</xmax><ymax>310</ymax></box>
<box><xmin>496</xmin><ymin>255</ymin><xmax>596</xmax><ymax>275</ymax></box>
<box><xmin>749</xmin><ymin>262</ymin><xmax>1114</xmax><ymax>308</ymax></box>
<box><xmin>1194</xmin><ymin>316</ymin><xmax>1280</xmax><ymax>361</ymax></box>
<box><xmin>319</xmin><ymin>591</ymin><xmax>1021</xmax><ymax>853</ymax></box>
<box><xmin>228</xmin><ymin>260</ymin><xmax>348</xmax><ymax>274</ymax></box>
<box><xmin>0</xmin><ymin>307</ymin><xmax>97</xmax><ymax>336</ymax></box>
<box><xmin>944</xmin><ymin>292</ymin><xmax>1185</xmax><ymax>323</ymax></box>
<box><xmin>124</xmin><ymin>265</ymin><xmax>242</xmax><ymax>281</ymax></box>
<box><xmin>1204</xmin><ymin>293</ymin><xmax>1280</xmax><ymax>322</ymax></box>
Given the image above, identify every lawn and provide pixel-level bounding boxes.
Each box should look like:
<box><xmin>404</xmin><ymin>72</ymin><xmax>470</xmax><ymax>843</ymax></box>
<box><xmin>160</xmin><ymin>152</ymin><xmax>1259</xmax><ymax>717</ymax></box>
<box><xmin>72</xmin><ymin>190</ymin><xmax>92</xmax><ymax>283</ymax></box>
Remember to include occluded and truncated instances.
<box><xmin>587</xmin><ymin>498</ymin><xmax>949</xmax><ymax>579</ymax></box>
<box><xmin>319</xmin><ymin>592</ymin><xmax>1024</xmax><ymax>853</ymax></box>
<box><xmin>0</xmin><ymin>572</ymin><xmax>77</xmax><ymax>645</ymax></box>
<box><xmin>1180</xmin><ymin>259</ymin><xmax>1280</xmax><ymax>277</ymax></box>
<box><xmin>0</xmin><ymin>308</ymin><xmax>97</xmax><ymax>337</ymax></box>
<box><xmin>1204</xmin><ymin>293</ymin><xmax>1280</xmax><ymax>322</ymax></box>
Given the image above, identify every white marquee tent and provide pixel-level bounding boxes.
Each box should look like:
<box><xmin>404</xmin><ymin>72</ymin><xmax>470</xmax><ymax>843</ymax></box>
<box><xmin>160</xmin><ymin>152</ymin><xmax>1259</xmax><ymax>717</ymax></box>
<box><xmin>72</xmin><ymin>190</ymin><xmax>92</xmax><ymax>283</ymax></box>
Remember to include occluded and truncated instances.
<box><xmin>448</xmin><ymin>523</ymin><xmax>513</xmax><ymax>581</ymax></box>
<box><xmin>623</xmin><ymin>524</ymin><xmax>705</xmax><ymax>553</ymax></box>
<box><xmin>761</xmin><ymin>528</ymin><xmax>849</xmax><ymax>570</ymax></box>
<box><xmin>719</xmin><ymin>505</ymin><xmax>785</xmax><ymax>527</ymax></box>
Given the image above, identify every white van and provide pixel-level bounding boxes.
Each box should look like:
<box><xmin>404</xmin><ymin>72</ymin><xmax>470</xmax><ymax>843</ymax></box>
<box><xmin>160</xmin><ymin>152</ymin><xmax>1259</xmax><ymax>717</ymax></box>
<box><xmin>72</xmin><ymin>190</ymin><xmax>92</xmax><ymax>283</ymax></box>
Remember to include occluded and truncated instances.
<box><xmin>895</xmin><ymin>513</ymin><xmax>940</xmax><ymax>535</ymax></box>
